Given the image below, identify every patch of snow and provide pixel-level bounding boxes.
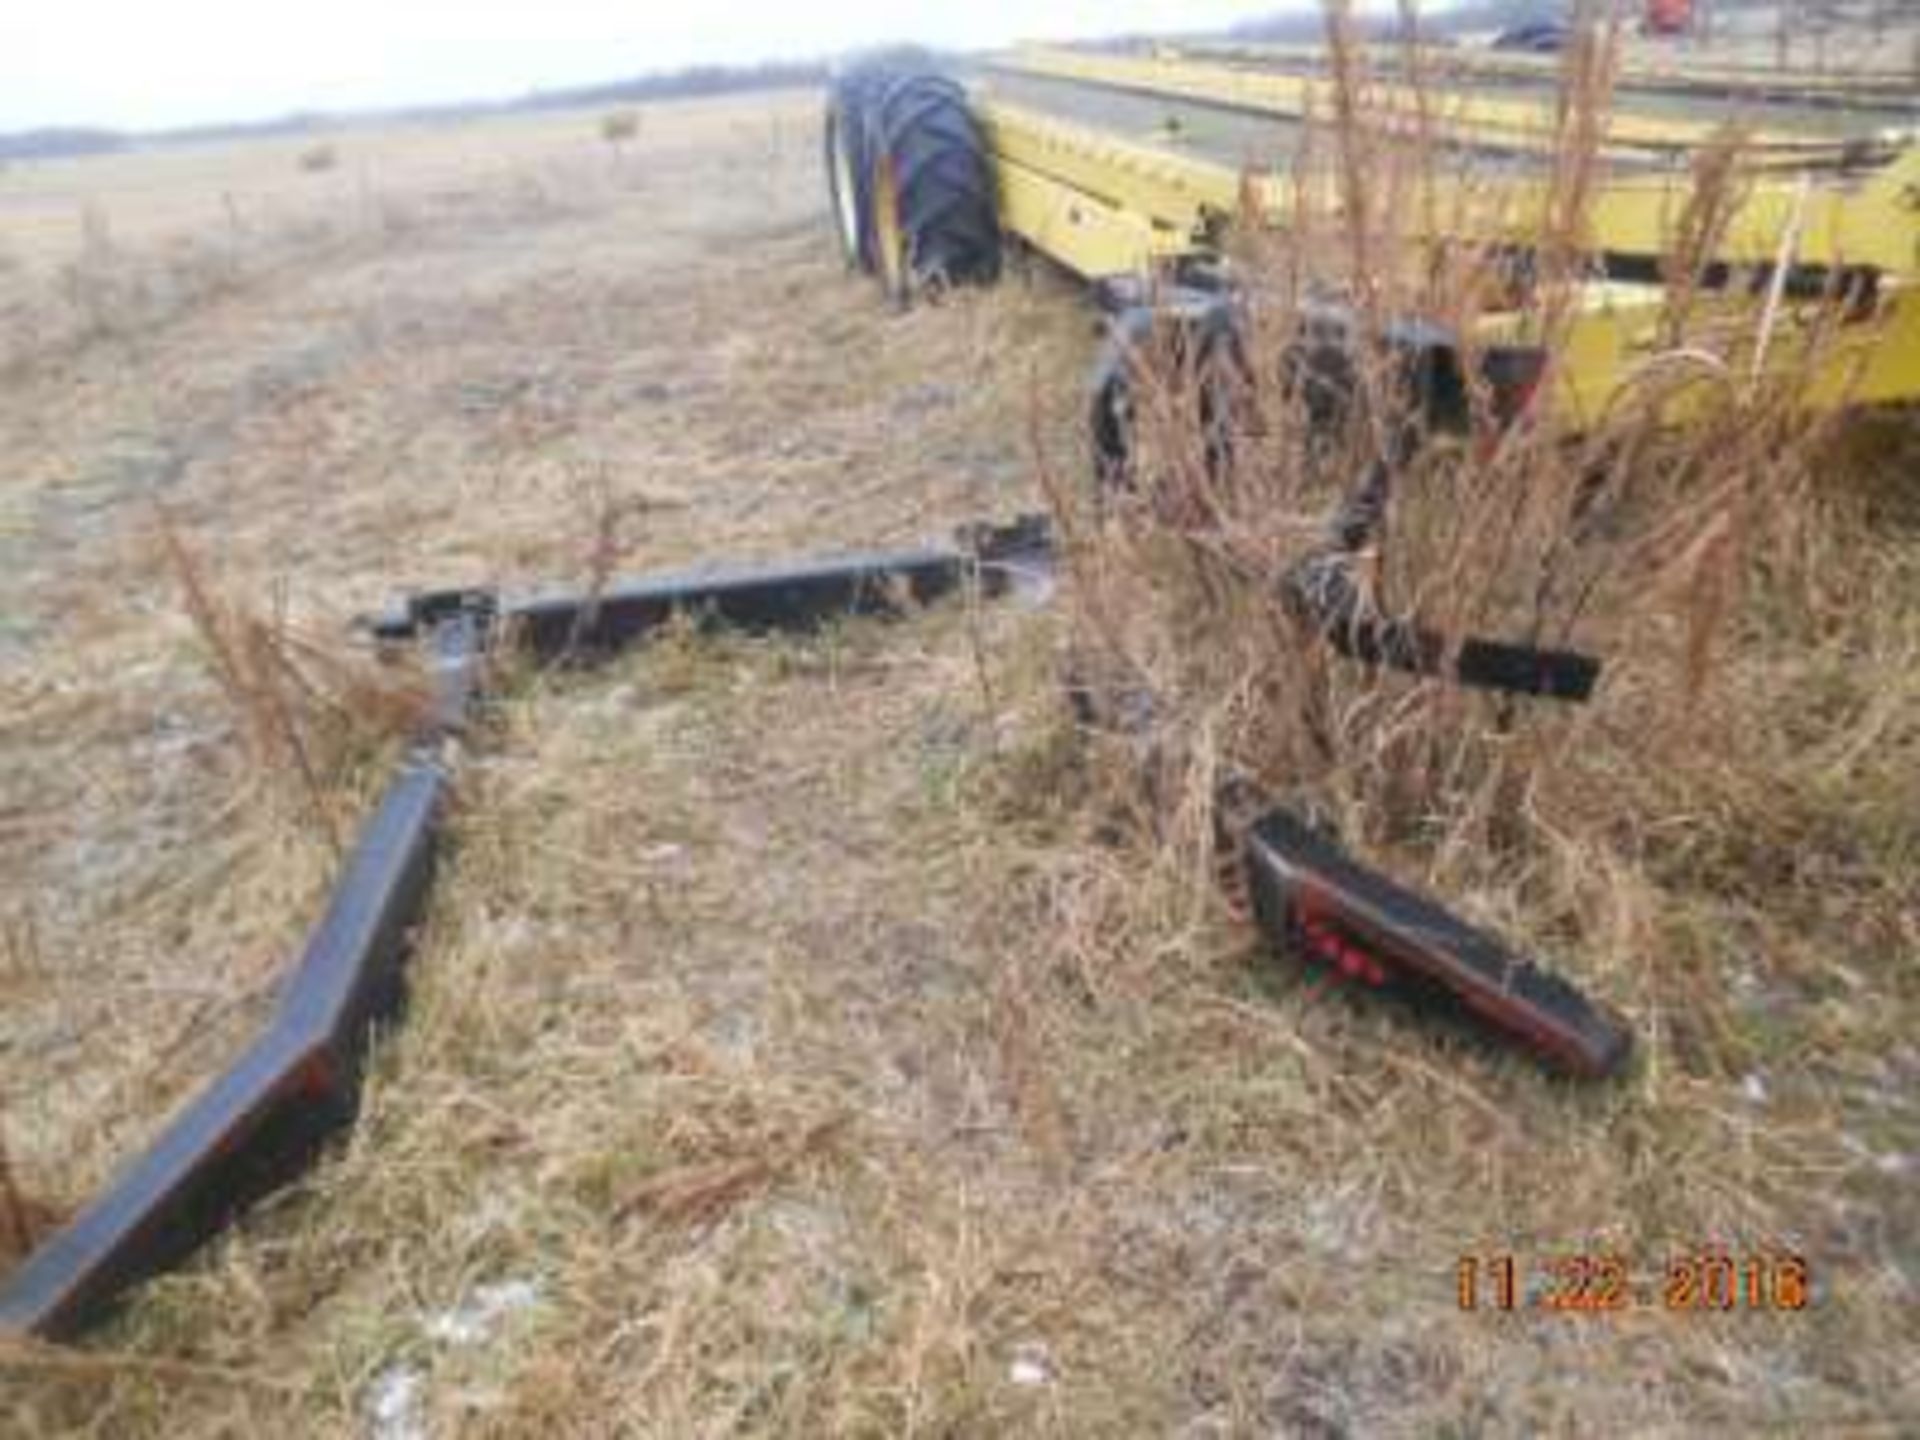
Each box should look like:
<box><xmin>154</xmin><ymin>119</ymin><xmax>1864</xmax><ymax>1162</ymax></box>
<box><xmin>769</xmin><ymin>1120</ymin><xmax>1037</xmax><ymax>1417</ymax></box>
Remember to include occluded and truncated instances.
<box><xmin>1009</xmin><ymin>1343</ymin><xmax>1053</xmax><ymax>1387</ymax></box>
<box><xmin>364</xmin><ymin>1364</ymin><xmax>425</xmax><ymax>1440</ymax></box>
<box><xmin>424</xmin><ymin>1278</ymin><xmax>542</xmax><ymax>1347</ymax></box>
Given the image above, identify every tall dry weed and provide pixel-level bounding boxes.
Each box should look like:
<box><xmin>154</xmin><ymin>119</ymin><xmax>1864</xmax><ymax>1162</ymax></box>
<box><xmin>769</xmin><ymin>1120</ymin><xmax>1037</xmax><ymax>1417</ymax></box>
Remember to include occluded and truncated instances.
<box><xmin>152</xmin><ymin>508</ymin><xmax>431</xmax><ymax>845</ymax></box>
<box><xmin>1044</xmin><ymin>8</ymin><xmax>1910</xmax><ymax>1074</ymax></box>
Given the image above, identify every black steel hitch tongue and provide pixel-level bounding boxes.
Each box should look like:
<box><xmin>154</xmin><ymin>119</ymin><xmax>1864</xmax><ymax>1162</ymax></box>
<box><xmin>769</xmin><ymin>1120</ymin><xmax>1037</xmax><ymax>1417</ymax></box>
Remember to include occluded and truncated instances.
<box><xmin>2</xmin><ymin>509</ymin><xmax>1628</xmax><ymax>1344</ymax></box>
<box><xmin>2</xmin><ymin>520</ymin><xmax>1057</xmax><ymax>1342</ymax></box>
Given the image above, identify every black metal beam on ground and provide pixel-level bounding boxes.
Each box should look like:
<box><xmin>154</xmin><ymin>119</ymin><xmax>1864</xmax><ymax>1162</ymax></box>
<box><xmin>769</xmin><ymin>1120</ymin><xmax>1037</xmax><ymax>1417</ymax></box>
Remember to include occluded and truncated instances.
<box><xmin>0</xmin><ymin>620</ymin><xmax>468</xmax><ymax>1340</ymax></box>
<box><xmin>1</xmin><ymin>522</ymin><xmax>1056</xmax><ymax>1342</ymax></box>
<box><xmin>367</xmin><ymin>518</ymin><xmax>1057</xmax><ymax>657</ymax></box>
<box><xmin>508</xmin><ymin>547</ymin><xmax>969</xmax><ymax>659</ymax></box>
<box><xmin>4</xmin><ymin>511</ymin><xmax>1625</xmax><ymax>1341</ymax></box>
<box><xmin>1242</xmin><ymin>808</ymin><xmax>1633</xmax><ymax>1080</ymax></box>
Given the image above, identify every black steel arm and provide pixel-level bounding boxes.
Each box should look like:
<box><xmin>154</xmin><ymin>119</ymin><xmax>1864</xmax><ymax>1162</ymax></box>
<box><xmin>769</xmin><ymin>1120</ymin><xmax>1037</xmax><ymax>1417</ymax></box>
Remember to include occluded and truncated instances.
<box><xmin>1244</xmin><ymin>808</ymin><xmax>1633</xmax><ymax>1079</ymax></box>
<box><xmin>3</xmin><ymin>520</ymin><xmax>1056</xmax><ymax>1341</ymax></box>
<box><xmin>0</xmin><ymin>677</ymin><xmax>459</xmax><ymax>1340</ymax></box>
<box><xmin>366</xmin><ymin>516</ymin><xmax>1055</xmax><ymax>657</ymax></box>
<box><xmin>1284</xmin><ymin>551</ymin><xmax>1602</xmax><ymax>702</ymax></box>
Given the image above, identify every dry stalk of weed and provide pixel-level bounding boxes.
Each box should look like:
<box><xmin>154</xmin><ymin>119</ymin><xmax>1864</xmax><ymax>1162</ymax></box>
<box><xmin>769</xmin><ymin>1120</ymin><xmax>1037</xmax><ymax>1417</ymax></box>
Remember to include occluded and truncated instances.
<box><xmin>611</xmin><ymin>1116</ymin><xmax>846</xmax><ymax>1228</ymax></box>
<box><xmin>563</xmin><ymin>461</ymin><xmax>683</xmax><ymax>655</ymax></box>
<box><xmin>152</xmin><ymin>506</ymin><xmax>431</xmax><ymax>844</ymax></box>
<box><xmin>0</xmin><ymin>1129</ymin><xmax>46</xmax><ymax>1264</ymax></box>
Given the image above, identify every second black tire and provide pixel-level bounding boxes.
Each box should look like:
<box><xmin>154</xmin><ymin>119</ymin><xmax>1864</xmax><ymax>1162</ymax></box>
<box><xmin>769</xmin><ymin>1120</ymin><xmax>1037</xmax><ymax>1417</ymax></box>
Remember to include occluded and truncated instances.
<box><xmin>865</xmin><ymin>73</ymin><xmax>1001</xmax><ymax>304</ymax></box>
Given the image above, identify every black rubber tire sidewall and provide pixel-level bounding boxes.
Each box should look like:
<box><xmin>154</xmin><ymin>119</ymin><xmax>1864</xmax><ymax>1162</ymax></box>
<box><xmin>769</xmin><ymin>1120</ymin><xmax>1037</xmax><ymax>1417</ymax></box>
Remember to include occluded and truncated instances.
<box><xmin>869</xmin><ymin>73</ymin><xmax>1001</xmax><ymax>302</ymax></box>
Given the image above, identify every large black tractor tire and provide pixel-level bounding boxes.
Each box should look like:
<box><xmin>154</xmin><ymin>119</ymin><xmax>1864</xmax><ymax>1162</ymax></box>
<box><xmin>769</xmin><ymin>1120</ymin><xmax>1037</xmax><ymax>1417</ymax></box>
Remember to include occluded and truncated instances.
<box><xmin>866</xmin><ymin>74</ymin><xmax>1001</xmax><ymax>305</ymax></box>
<box><xmin>824</xmin><ymin>70</ymin><xmax>884</xmax><ymax>274</ymax></box>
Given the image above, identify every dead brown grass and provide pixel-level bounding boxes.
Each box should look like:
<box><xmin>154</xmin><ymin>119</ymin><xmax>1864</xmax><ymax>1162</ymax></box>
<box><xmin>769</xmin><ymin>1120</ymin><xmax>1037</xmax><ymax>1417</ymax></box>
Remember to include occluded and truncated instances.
<box><xmin>1031</xmin><ymin>6</ymin><xmax>1919</xmax><ymax>1428</ymax></box>
<box><xmin>1</xmin><ymin>39</ymin><xmax>1915</xmax><ymax>1440</ymax></box>
<box><xmin>0</xmin><ymin>119</ymin><xmax>631</xmax><ymax>378</ymax></box>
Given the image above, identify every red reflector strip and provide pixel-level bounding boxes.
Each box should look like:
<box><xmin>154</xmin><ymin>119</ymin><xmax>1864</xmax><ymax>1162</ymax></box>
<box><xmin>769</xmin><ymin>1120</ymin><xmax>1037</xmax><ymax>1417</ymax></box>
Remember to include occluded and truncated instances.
<box><xmin>1302</xmin><ymin>919</ymin><xmax>1389</xmax><ymax>988</ymax></box>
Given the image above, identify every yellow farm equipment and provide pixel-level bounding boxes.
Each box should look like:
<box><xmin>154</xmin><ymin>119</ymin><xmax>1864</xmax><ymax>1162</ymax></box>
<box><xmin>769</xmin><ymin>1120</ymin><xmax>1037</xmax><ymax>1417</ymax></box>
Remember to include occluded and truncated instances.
<box><xmin>816</xmin><ymin>33</ymin><xmax>1920</xmax><ymax>1083</ymax></box>
<box><xmin>824</xmin><ymin>39</ymin><xmax>1920</xmax><ymax>430</ymax></box>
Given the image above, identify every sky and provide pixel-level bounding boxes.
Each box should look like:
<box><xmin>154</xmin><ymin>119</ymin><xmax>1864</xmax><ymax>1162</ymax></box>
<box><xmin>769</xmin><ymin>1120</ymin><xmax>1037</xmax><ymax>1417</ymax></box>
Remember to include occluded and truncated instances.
<box><xmin>2</xmin><ymin>1</ymin><xmax>1325</xmax><ymax>133</ymax></box>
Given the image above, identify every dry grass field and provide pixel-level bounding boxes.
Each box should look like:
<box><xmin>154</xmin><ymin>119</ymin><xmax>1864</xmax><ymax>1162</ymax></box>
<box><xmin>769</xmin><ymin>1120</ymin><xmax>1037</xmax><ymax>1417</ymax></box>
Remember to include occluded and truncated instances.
<box><xmin>1</xmin><ymin>58</ymin><xmax>1917</xmax><ymax>1439</ymax></box>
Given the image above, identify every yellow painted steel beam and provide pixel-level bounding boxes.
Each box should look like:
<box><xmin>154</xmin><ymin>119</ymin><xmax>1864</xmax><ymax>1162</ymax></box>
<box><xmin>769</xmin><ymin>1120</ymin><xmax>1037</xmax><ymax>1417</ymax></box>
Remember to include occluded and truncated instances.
<box><xmin>1477</xmin><ymin>279</ymin><xmax>1920</xmax><ymax>426</ymax></box>
<box><xmin>993</xmin><ymin>153</ymin><xmax>1191</xmax><ymax>279</ymax></box>
<box><xmin>1429</xmin><ymin>144</ymin><xmax>1920</xmax><ymax>279</ymax></box>
<box><xmin>993</xmin><ymin>47</ymin><xmax>1895</xmax><ymax>165</ymax></box>
<box><xmin>980</xmin><ymin>102</ymin><xmax>1242</xmax><ymax>237</ymax></box>
<box><xmin>978</xmin><ymin>97</ymin><xmax>1920</xmax><ymax>281</ymax></box>
<box><xmin>1829</xmin><ymin>283</ymin><xmax>1920</xmax><ymax>408</ymax></box>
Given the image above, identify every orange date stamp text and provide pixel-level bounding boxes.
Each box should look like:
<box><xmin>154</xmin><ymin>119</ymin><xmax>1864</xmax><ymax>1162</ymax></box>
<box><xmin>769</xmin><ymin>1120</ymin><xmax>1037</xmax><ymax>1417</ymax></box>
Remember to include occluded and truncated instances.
<box><xmin>1457</xmin><ymin>1252</ymin><xmax>1811</xmax><ymax>1314</ymax></box>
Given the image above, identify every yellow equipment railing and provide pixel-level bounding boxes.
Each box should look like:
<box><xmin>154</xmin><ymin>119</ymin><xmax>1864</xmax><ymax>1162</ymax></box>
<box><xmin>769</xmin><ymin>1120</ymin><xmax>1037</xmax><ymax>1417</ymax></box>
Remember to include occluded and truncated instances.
<box><xmin>991</xmin><ymin>47</ymin><xmax>1906</xmax><ymax>169</ymax></box>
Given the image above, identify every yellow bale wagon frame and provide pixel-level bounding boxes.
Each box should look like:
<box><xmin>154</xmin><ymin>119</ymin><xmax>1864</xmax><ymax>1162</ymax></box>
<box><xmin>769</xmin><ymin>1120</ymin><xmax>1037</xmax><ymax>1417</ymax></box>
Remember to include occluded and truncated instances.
<box><xmin>827</xmin><ymin>43</ymin><xmax>1920</xmax><ymax>429</ymax></box>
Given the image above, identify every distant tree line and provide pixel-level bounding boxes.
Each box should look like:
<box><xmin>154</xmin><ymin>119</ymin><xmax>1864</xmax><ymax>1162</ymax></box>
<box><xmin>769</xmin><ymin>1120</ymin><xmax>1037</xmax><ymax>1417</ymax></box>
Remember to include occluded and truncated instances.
<box><xmin>0</xmin><ymin>57</ymin><xmax>831</xmax><ymax>164</ymax></box>
<box><xmin>0</xmin><ymin>128</ymin><xmax>129</xmax><ymax>162</ymax></box>
<box><xmin>514</xmin><ymin>57</ymin><xmax>828</xmax><ymax>112</ymax></box>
